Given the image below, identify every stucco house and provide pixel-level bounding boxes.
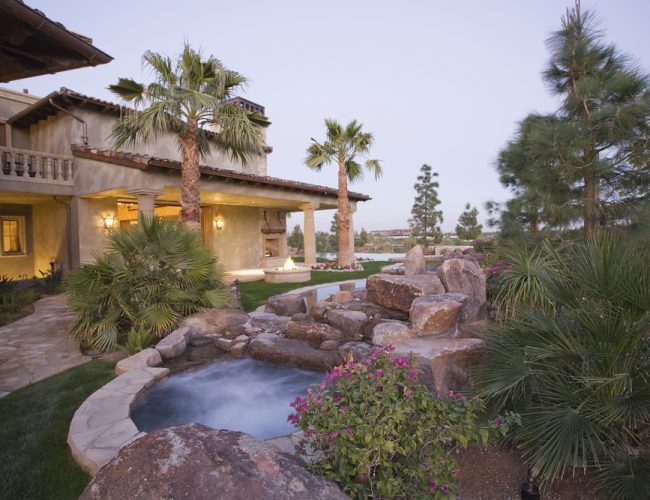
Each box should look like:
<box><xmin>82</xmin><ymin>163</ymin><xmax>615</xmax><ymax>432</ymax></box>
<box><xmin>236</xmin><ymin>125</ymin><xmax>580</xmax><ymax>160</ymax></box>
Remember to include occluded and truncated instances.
<box><xmin>0</xmin><ymin>86</ymin><xmax>369</xmax><ymax>280</ymax></box>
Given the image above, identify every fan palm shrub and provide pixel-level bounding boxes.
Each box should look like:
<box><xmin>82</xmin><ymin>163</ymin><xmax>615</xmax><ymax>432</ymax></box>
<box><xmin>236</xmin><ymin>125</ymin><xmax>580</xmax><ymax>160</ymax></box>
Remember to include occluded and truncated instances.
<box><xmin>66</xmin><ymin>216</ymin><xmax>232</xmax><ymax>352</ymax></box>
<box><xmin>491</xmin><ymin>243</ymin><xmax>557</xmax><ymax>321</ymax></box>
<box><xmin>476</xmin><ymin>233</ymin><xmax>650</xmax><ymax>499</ymax></box>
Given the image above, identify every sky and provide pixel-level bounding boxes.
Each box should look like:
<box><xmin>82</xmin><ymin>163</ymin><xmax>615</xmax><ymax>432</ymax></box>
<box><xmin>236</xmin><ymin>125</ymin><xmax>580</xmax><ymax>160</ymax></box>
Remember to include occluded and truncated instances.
<box><xmin>5</xmin><ymin>0</ymin><xmax>650</xmax><ymax>233</ymax></box>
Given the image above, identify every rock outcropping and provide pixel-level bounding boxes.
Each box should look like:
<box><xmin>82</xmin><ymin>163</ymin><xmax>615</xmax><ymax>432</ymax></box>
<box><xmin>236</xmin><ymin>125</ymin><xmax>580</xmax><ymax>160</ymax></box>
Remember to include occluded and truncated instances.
<box><xmin>80</xmin><ymin>424</ymin><xmax>348</xmax><ymax>500</ymax></box>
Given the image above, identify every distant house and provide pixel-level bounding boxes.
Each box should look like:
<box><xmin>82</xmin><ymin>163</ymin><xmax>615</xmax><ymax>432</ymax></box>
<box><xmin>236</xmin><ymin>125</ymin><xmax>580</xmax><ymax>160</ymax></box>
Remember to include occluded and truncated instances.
<box><xmin>0</xmin><ymin>88</ymin><xmax>369</xmax><ymax>279</ymax></box>
<box><xmin>369</xmin><ymin>229</ymin><xmax>411</xmax><ymax>239</ymax></box>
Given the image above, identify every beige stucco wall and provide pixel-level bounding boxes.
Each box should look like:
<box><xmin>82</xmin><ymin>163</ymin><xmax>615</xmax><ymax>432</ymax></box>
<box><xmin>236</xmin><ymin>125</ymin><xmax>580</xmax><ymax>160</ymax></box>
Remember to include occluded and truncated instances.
<box><xmin>0</xmin><ymin>204</ymin><xmax>34</xmax><ymax>279</ymax></box>
<box><xmin>25</xmin><ymin>106</ymin><xmax>268</xmax><ymax>176</ymax></box>
<box><xmin>210</xmin><ymin>205</ymin><xmax>262</xmax><ymax>270</ymax></box>
<box><xmin>32</xmin><ymin>200</ymin><xmax>70</xmax><ymax>274</ymax></box>
<box><xmin>72</xmin><ymin>197</ymin><xmax>116</xmax><ymax>264</ymax></box>
<box><xmin>0</xmin><ymin>88</ymin><xmax>39</xmax><ymax>121</ymax></box>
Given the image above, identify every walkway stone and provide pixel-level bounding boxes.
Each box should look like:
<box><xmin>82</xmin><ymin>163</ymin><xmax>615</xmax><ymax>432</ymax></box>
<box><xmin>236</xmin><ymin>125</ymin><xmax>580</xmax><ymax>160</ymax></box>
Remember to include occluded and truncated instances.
<box><xmin>0</xmin><ymin>294</ymin><xmax>89</xmax><ymax>397</ymax></box>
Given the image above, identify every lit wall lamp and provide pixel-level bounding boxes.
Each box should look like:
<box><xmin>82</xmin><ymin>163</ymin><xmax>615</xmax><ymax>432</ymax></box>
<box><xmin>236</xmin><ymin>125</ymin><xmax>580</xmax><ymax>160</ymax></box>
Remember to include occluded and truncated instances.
<box><xmin>214</xmin><ymin>215</ymin><xmax>225</xmax><ymax>231</ymax></box>
<box><xmin>102</xmin><ymin>215</ymin><xmax>116</xmax><ymax>231</ymax></box>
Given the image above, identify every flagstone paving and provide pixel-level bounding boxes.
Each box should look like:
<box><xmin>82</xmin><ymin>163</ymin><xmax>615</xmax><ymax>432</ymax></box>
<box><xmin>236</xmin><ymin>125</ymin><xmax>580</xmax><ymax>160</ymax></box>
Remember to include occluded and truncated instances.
<box><xmin>0</xmin><ymin>294</ymin><xmax>89</xmax><ymax>397</ymax></box>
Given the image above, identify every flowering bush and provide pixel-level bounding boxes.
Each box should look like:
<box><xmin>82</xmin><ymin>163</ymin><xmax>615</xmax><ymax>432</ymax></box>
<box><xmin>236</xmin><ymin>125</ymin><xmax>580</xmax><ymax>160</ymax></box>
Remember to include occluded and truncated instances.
<box><xmin>289</xmin><ymin>346</ymin><xmax>501</xmax><ymax>499</ymax></box>
<box><xmin>311</xmin><ymin>260</ymin><xmax>364</xmax><ymax>271</ymax></box>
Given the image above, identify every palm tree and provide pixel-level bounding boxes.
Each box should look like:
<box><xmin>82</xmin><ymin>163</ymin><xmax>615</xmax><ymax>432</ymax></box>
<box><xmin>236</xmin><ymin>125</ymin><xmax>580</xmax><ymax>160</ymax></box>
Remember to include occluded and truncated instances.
<box><xmin>305</xmin><ymin>119</ymin><xmax>382</xmax><ymax>266</ymax></box>
<box><xmin>109</xmin><ymin>44</ymin><xmax>270</xmax><ymax>231</ymax></box>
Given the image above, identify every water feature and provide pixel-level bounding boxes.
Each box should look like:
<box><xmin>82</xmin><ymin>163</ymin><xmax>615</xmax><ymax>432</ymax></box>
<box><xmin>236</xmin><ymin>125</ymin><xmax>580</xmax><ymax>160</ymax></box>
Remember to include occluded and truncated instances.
<box><xmin>131</xmin><ymin>358</ymin><xmax>323</xmax><ymax>439</ymax></box>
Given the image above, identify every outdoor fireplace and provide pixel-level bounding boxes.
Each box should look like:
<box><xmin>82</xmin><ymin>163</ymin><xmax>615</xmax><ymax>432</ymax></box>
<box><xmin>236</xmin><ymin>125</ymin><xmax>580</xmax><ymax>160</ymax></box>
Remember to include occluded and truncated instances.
<box><xmin>263</xmin><ymin>256</ymin><xmax>311</xmax><ymax>283</ymax></box>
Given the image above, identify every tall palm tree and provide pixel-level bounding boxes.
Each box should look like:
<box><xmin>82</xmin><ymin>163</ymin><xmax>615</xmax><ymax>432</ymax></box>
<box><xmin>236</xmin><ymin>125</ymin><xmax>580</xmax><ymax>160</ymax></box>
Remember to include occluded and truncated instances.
<box><xmin>305</xmin><ymin>119</ymin><xmax>382</xmax><ymax>266</ymax></box>
<box><xmin>109</xmin><ymin>44</ymin><xmax>270</xmax><ymax>231</ymax></box>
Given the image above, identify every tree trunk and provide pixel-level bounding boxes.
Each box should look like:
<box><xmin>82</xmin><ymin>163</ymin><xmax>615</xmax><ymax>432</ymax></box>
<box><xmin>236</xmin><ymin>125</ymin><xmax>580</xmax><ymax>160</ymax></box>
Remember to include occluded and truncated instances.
<box><xmin>337</xmin><ymin>158</ymin><xmax>352</xmax><ymax>266</ymax></box>
<box><xmin>180</xmin><ymin>120</ymin><xmax>201</xmax><ymax>232</ymax></box>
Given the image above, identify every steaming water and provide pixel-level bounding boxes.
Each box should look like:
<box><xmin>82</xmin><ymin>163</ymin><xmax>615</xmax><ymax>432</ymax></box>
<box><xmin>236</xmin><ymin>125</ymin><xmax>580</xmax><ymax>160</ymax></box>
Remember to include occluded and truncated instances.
<box><xmin>131</xmin><ymin>358</ymin><xmax>323</xmax><ymax>439</ymax></box>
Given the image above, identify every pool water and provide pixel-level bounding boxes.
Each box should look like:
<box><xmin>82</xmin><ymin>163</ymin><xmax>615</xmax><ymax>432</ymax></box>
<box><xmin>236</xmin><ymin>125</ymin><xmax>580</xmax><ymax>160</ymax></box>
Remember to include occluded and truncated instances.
<box><xmin>131</xmin><ymin>358</ymin><xmax>323</xmax><ymax>439</ymax></box>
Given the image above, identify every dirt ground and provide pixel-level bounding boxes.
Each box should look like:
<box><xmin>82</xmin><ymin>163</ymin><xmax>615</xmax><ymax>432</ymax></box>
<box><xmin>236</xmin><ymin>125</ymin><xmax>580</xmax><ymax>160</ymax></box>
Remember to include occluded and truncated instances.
<box><xmin>455</xmin><ymin>444</ymin><xmax>597</xmax><ymax>499</ymax></box>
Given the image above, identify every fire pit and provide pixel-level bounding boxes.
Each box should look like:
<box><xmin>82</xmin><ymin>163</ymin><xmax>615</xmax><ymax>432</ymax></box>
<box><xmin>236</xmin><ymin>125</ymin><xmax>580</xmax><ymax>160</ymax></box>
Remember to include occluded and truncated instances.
<box><xmin>263</xmin><ymin>257</ymin><xmax>311</xmax><ymax>283</ymax></box>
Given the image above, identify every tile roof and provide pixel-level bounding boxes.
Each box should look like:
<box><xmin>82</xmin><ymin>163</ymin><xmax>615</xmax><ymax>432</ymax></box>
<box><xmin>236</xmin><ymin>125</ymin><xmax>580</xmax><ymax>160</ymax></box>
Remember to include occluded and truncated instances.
<box><xmin>70</xmin><ymin>144</ymin><xmax>371</xmax><ymax>202</ymax></box>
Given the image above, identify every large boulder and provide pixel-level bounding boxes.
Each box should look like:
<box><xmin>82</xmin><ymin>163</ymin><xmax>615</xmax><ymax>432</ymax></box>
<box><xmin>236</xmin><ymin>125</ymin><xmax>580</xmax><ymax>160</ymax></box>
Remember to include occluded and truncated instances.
<box><xmin>325</xmin><ymin>309</ymin><xmax>368</xmax><ymax>340</ymax></box>
<box><xmin>339</xmin><ymin>341</ymin><xmax>373</xmax><ymax>362</ymax></box>
<box><xmin>181</xmin><ymin>309</ymin><xmax>250</xmax><ymax>337</ymax></box>
<box><xmin>249</xmin><ymin>311</ymin><xmax>291</xmax><ymax>335</ymax></box>
<box><xmin>435</xmin><ymin>258</ymin><xmax>487</xmax><ymax>320</ymax></box>
<box><xmin>249</xmin><ymin>333</ymin><xmax>342</xmax><ymax>371</ymax></box>
<box><xmin>285</xmin><ymin>318</ymin><xmax>343</xmax><ymax>345</ymax></box>
<box><xmin>265</xmin><ymin>294</ymin><xmax>307</xmax><ymax>317</ymax></box>
<box><xmin>392</xmin><ymin>337</ymin><xmax>485</xmax><ymax>394</ymax></box>
<box><xmin>366</xmin><ymin>274</ymin><xmax>446</xmax><ymax>312</ymax></box>
<box><xmin>409</xmin><ymin>294</ymin><xmax>468</xmax><ymax>337</ymax></box>
<box><xmin>371</xmin><ymin>321</ymin><xmax>415</xmax><ymax>346</ymax></box>
<box><xmin>404</xmin><ymin>244</ymin><xmax>426</xmax><ymax>276</ymax></box>
<box><xmin>155</xmin><ymin>326</ymin><xmax>191</xmax><ymax>360</ymax></box>
<box><xmin>115</xmin><ymin>348</ymin><xmax>162</xmax><ymax>375</ymax></box>
<box><xmin>80</xmin><ymin>424</ymin><xmax>347</xmax><ymax>500</ymax></box>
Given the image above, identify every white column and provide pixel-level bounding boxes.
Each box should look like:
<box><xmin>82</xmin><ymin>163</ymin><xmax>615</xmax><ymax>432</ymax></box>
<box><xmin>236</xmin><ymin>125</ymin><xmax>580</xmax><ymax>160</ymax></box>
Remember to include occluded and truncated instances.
<box><xmin>129</xmin><ymin>189</ymin><xmax>162</xmax><ymax>220</ymax></box>
<box><xmin>300</xmin><ymin>202</ymin><xmax>319</xmax><ymax>266</ymax></box>
<box><xmin>348</xmin><ymin>202</ymin><xmax>357</xmax><ymax>262</ymax></box>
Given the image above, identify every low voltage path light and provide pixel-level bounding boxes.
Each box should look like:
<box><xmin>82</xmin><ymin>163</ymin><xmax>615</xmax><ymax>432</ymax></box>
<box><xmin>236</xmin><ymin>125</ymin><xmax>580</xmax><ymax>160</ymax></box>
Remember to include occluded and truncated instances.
<box><xmin>520</xmin><ymin>467</ymin><xmax>541</xmax><ymax>500</ymax></box>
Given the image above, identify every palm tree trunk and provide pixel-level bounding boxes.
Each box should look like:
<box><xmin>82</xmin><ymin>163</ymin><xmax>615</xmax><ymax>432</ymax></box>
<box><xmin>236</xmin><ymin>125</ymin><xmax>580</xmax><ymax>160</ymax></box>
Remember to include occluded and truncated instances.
<box><xmin>181</xmin><ymin>119</ymin><xmax>201</xmax><ymax>232</ymax></box>
<box><xmin>337</xmin><ymin>159</ymin><xmax>352</xmax><ymax>266</ymax></box>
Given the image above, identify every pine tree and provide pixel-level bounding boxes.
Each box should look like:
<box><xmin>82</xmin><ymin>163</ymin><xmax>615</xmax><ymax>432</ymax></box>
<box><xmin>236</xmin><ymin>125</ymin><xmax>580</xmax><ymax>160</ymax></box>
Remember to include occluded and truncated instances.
<box><xmin>329</xmin><ymin>213</ymin><xmax>339</xmax><ymax>250</ymax></box>
<box><xmin>495</xmin><ymin>1</ymin><xmax>650</xmax><ymax>237</ymax></box>
<box><xmin>456</xmin><ymin>203</ymin><xmax>483</xmax><ymax>240</ymax></box>
<box><xmin>408</xmin><ymin>164</ymin><xmax>444</xmax><ymax>246</ymax></box>
<box><xmin>287</xmin><ymin>224</ymin><xmax>304</xmax><ymax>249</ymax></box>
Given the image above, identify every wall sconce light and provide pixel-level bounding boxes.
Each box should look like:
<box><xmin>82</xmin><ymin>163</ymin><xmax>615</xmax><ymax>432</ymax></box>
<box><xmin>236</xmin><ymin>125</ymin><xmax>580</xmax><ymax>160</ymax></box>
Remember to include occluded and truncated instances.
<box><xmin>214</xmin><ymin>216</ymin><xmax>225</xmax><ymax>231</ymax></box>
<box><xmin>102</xmin><ymin>215</ymin><xmax>116</xmax><ymax>230</ymax></box>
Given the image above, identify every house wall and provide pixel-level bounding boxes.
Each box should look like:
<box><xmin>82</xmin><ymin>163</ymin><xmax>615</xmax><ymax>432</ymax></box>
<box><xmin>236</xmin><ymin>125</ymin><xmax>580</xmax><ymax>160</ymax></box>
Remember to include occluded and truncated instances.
<box><xmin>210</xmin><ymin>205</ymin><xmax>262</xmax><ymax>270</ymax></box>
<box><xmin>0</xmin><ymin>88</ymin><xmax>39</xmax><ymax>121</ymax></box>
<box><xmin>32</xmin><ymin>201</ymin><xmax>70</xmax><ymax>274</ymax></box>
<box><xmin>71</xmin><ymin>197</ymin><xmax>117</xmax><ymax>265</ymax></box>
<box><xmin>0</xmin><ymin>204</ymin><xmax>34</xmax><ymax>279</ymax></box>
<box><xmin>25</xmin><ymin>106</ymin><xmax>268</xmax><ymax>176</ymax></box>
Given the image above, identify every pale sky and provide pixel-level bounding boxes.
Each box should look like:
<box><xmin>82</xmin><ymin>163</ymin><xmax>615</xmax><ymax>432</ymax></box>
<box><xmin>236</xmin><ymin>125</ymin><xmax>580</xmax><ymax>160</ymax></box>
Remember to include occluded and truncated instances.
<box><xmin>6</xmin><ymin>1</ymin><xmax>649</xmax><ymax>233</ymax></box>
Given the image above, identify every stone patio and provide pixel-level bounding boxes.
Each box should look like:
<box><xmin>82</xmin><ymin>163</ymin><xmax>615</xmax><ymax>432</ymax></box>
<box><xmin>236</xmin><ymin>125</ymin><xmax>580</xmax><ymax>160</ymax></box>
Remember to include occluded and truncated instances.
<box><xmin>0</xmin><ymin>294</ymin><xmax>89</xmax><ymax>398</ymax></box>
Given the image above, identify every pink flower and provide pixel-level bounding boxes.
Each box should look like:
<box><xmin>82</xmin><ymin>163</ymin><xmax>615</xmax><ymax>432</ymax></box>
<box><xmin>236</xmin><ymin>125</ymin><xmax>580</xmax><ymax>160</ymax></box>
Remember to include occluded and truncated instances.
<box><xmin>404</xmin><ymin>389</ymin><xmax>413</xmax><ymax>398</ymax></box>
<box><xmin>452</xmin><ymin>468</ymin><xmax>459</xmax><ymax>477</ymax></box>
<box><xmin>407</xmin><ymin>368</ymin><xmax>418</xmax><ymax>379</ymax></box>
<box><xmin>344</xmin><ymin>426</ymin><xmax>353</xmax><ymax>436</ymax></box>
<box><xmin>429</xmin><ymin>481</ymin><xmax>437</xmax><ymax>492</ymax></box>
<box><xmin>494</xmin><ymin>416</ymin><xmax>503</xmax><ymax>426</ymax></box>
<box><xmin>441</xmin><ymin>483</ymin><xmax>449</xmax><ymax>493</ymax></box>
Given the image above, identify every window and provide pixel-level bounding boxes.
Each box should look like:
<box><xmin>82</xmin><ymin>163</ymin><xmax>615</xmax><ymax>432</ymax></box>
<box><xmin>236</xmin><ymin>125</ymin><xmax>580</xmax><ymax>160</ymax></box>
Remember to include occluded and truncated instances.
<box><xmin>1</xmin><ymin>217</ymin><xmax>26</xmax><ymax>255</ymax></box>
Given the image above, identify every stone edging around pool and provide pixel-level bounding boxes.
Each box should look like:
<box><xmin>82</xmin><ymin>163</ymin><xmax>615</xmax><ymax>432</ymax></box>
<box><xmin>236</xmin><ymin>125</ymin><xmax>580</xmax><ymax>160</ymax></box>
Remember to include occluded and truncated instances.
<box><xmin>68</xmin><ymin>353</ymin><xmax>305</xmax><ymax>475</ymax></box>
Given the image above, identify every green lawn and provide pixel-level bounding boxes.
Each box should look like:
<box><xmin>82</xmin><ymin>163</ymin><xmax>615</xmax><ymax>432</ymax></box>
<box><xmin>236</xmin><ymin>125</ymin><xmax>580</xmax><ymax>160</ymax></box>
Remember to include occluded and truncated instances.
<box><xmin>0</xmin><ymin>361</ymin><xmax>115</xmax><ymax>500</ymax></box>
<box><xmin>238</xmin><ymin>260</ymin><xmax>389</xmax><ymax>311</ymax></box>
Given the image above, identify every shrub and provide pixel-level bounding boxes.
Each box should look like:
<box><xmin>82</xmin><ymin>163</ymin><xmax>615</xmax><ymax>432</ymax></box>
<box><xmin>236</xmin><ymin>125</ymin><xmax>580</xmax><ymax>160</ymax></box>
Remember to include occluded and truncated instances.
<box><xmin>476</xmin><ymin>234</ymin><xmax>650</xmax><ymax>498</ymax></box>
<box><xmin>491</xmin><ymin>242</ymin><xmax>556</xmax><ymax>320</ymax></box>
<box><xmin>66</xmin><ymin>216</ymin><xmax>232</xmax><ymax>352</ymax></box>
<box><xmin>120</xmin><ymin>326</ymin><xmax>155</xmax><ymax>355</ymax></box>
<box><xmin>290</xmin><ymin>346</ymin><xmax>503</xmax><ymax>499</ymax></box>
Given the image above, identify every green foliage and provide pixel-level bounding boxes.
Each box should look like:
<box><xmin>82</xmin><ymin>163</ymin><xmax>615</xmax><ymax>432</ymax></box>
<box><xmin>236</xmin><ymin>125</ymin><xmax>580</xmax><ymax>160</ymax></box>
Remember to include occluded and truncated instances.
<box><xmin>0</xmin><ymin>361</ymin><xmax>114</xmax><ymax>500</ymax></box>
<box><xmin>409</xmin><ymin>164</ymin><xmax>444</xmax><ymax>246</ymax></box>
<box><xmin>0</xmin><ymin>274</ymin><xmax>16</xmax><ymax>295</ymax></box>
<box><xmin>38</xmin><ymin>268</ymin><xmax>63</xmax><ymax>295</ymax></box>
<box><xmin>287</xmin><ymin>224</ymin><xmax>304</xmax><ymax>249</ymax></box>
<box><xmin>355</xmin><ymin>227</ymin><xmax>369</xmax><ymax>247</ymax></box>
<box><xmin>119</xmin><ymin>326</ymin><xmax>156</xmax><ymax>355</ymax></box>
<box><xmin>329</xmin><ymin>212</ymin><xmax>339</xmax><ymax>250</ymax></box>
<box><xmin>65</xmin><ymin>216</ymin><xmax>232</xmax><ymax>352</ymax></box>
<box><xmin>476</xmin><ymin>234</ymin><xmax>650</xmax><ymax>498</ymax></box>
<box><xmin>315</xmin><ymin>230</ymin><xmax>333</xmax><ymax>254</ymax></box>
<box><xmin>455</xmin><ymin>203</ymin><xmax>483</xmax><ymax>240</ymax></box>
<box><xmin>291</xmin><ymin>347</ymin><xmax>503</xmax><ymax>499</ymax></box>
<box><xmin>491</xmin><ymin>243</ymin><xmax>556</xmax><ymax>320</ymax></box>
<box><xmin>493</xmin><ymin>3</ymin><xmax>650</xmax><ymax>237</ymax></box>
<box><xmin>0</xmin><ymin>283</ymin><xmax>41</xmax><ymax>327</ymax></box>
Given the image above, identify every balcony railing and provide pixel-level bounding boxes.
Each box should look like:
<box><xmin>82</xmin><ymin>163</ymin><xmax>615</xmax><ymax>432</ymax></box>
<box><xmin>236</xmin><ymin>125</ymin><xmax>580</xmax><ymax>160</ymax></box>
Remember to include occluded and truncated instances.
<box><xmin>0</xmin><ymin>146</ymin><xmax>74</xmax><ymax>184</ymax></box>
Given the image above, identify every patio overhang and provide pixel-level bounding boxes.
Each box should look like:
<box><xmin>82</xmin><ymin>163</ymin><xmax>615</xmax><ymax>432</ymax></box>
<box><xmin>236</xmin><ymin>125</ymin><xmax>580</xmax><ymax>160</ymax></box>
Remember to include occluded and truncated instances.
<box><xmin>0</xmin><ymin>0</ymin><xmax>112</xmax><ymax>83</ymax></box>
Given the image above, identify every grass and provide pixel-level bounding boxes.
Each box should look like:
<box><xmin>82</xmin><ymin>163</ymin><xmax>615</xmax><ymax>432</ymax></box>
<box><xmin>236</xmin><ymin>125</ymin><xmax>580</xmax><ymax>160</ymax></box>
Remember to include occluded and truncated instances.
<box><xmin>0</xmin><ymin>361</ymin><xmax>115</xmax><ymax>500</ymax></box>
<box><xmin>238</xmin><ymin>260</ymin><xmax>389</xmax><ymax>311</ymax></box>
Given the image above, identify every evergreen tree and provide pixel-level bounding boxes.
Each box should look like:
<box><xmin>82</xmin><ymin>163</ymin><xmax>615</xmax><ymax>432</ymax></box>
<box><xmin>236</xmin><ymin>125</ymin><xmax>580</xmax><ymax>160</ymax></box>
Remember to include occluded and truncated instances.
<box><xmin>495</xmin><ymin>2</ymin><xmax>650</xmax><ymax>237</ymax></box>
<box><xmin>315</xmin><ymin>231</ymin><xmax>332</xmax><ymax>254</ymax></box>
<box><xmin>329</xmin><ymin>213</ymin><xmax>339</xmax><ymax>250</ymax></box>
<box><xmin>357</xmin><ymin>227</ymin><xmax>369</xmax><ymax>247</ymax></box>
<box><xmin>408</xmin><ymin>164</ymin><xmax>444</xmax><ymax>246</ymax></box>
<box><xmin>456</xmin><ymin>203</ymin><xmax>483</xmax><ymax>240</ymax></box>
<box><xmin>287</xmin><ymin>224</ymin><xmax>304</xmax><ymax>249</ymax></box>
